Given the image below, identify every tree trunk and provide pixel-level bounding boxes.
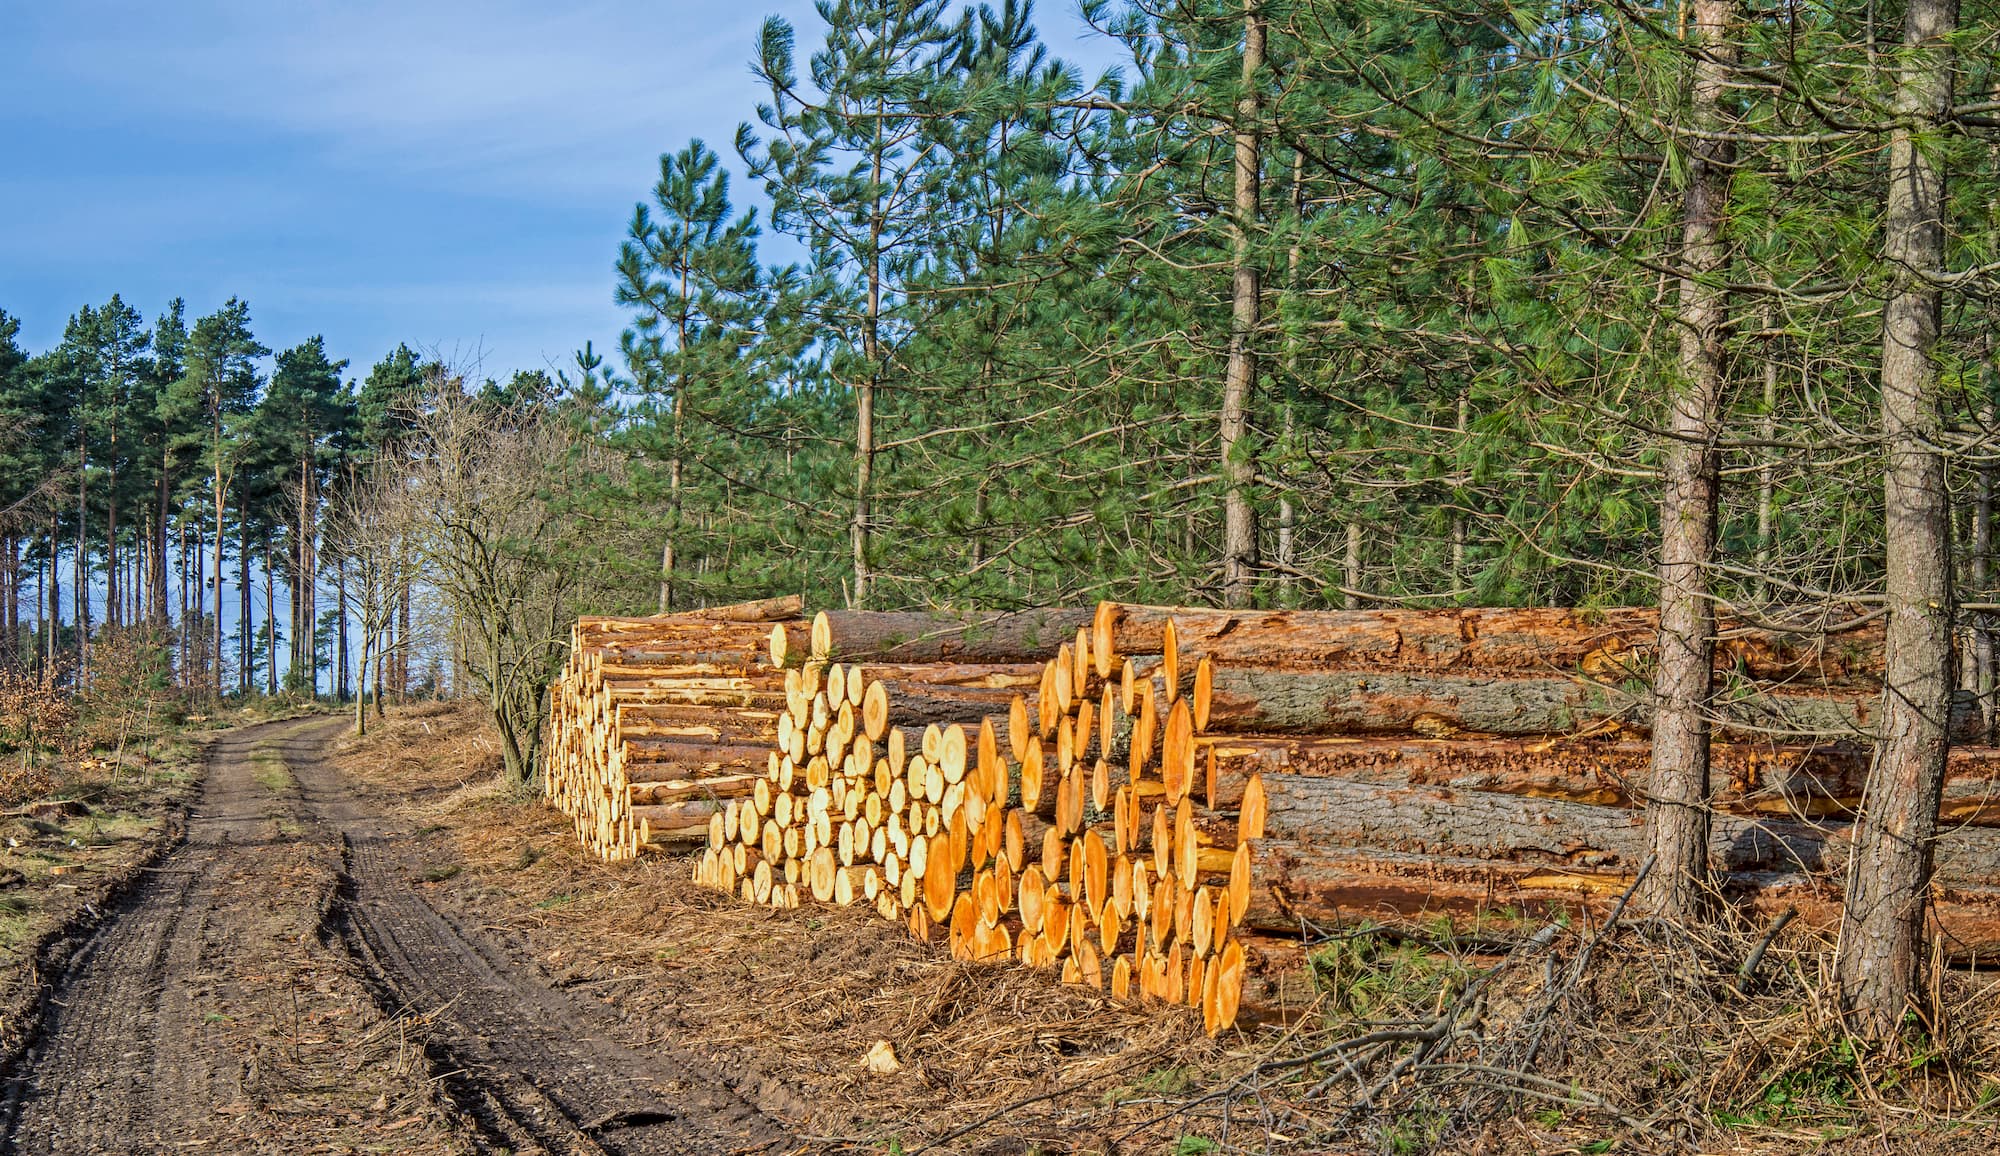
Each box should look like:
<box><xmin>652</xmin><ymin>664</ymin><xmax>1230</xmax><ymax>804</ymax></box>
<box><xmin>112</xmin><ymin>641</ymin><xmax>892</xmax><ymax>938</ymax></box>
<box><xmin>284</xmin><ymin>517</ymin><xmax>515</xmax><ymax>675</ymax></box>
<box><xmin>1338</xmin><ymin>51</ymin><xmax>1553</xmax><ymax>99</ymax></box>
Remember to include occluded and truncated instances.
<box><xmin>1642</xmin><ymin>0</ymin><xmax>1736</xmax><ymax>921</ymax></box>
<box><xmin>265</xmin><ymin>534</ymin><xmax>277</xmax><ymax>696</ymax></box>
<box><xmin>1756</xmin><ymin>310</ymin><xmax>1779</xmax><ymax>605</ymax></box>
<box><xmin>1343</xmin><ymin>521</ymin><xmax>1362</xmax><ymax>609</ymax></box>
<box><xmin>1837</xmin><ymin>0</ymin><xmax>1959</xmax><ymax>1039</ymax></box>
<box><xmin>3</xmin><ymin>535</ymin><xmax>15</xmax><ymax>668</ymax></box>
<box><xmin>1219</xmin><ymin>0</ymin><xmax>1264</xmax><ymax>608</ymax></box>
<box><xmin>213</xmin><ymin>408</ymin><xmax>225</xmax><ymax>702</ymax></box>
<box><xmin>853</xmin><ymin>101</ymin><xmax>886</xmax><ymax>611</ymax></box>
<box><xmin>397</xmin><ymin>584</ymin><xmax>411</xmax><ymax>699</ymax></box>
<box><xmin>154</xmin><ymin>449</ymin><xmax>172</xmax><ymax>628</ymax></box>
<box><xmin>337</xmin><ymin>555</ymin><xmax>349</xmax><ymax>701</ymax></box>
<box><xmin>46</xmin><ymin>522</ymin><xmax>59</xmax><ymax>678</ymax></box>
<box><xmin>74</xmin><ymin>434</ymin><xmax>87</xmax><ymax>679</ymax></box>
<box><xmin>355</xmin><ymin>641</ymin><xmax>369</xmax><ymax>736</ymax></box>
<box><xmin>239</xmin><ymin>514</ymin><xmax>251</xmax><ymax>696</ymax></box>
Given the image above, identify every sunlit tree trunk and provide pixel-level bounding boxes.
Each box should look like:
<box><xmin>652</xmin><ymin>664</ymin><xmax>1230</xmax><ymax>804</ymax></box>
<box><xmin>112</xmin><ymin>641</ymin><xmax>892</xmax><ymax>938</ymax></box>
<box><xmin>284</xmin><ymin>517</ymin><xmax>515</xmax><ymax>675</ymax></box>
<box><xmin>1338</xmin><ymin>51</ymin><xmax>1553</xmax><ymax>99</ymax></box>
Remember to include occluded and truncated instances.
<box><xmin>1838</xmin><ymin>0</ymin><xmax>1959</xmax><ymax>1039</ymax></box>
<box><xmin>1642</xmin><ymin>0</ymin><xmax>1736</xmax><ymax>921</ymax></box>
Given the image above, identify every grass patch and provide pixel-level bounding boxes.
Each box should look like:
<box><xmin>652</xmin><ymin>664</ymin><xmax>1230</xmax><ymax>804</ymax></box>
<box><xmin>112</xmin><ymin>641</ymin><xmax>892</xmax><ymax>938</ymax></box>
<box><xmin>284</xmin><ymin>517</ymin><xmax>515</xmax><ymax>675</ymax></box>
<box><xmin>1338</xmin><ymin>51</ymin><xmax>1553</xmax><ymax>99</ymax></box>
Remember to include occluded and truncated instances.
<box><xmin>247</xmin><ymin>746</ymin><xmax>292</xmax><ymax>793</ymax></box>
<box><xmin>418</xmin><ymin>864</ymin><xmax>463</xmax><ymax>884</ymax></box>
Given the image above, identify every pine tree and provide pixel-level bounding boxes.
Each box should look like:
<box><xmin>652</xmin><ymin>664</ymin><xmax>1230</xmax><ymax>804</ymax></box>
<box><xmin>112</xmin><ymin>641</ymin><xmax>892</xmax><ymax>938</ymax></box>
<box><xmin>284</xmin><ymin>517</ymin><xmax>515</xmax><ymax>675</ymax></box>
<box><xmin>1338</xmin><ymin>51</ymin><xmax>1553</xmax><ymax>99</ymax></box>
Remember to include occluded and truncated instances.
<box><xmin>178</xmin><ymin>299</ymin><xmax>266</xmax><ymax>697</ymax></box>
<box><xmin>749</xmin><ymin>0</ymin><xmax>974</xmax><ymax>606</ymax></box>
<box><xmin>617</xmin><ymin>138</ymin><xmax>765</xmax><ymax>612</ymax></box>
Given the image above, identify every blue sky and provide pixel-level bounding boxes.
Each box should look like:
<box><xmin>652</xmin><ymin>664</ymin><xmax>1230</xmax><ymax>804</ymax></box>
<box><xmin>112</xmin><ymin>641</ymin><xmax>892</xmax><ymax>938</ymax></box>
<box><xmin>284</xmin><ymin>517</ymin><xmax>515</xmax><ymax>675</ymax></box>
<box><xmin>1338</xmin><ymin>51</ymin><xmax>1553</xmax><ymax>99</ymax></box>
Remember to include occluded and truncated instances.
<box><xmin>2</xmin><ymin>0</ymin><xmax>1118</xmax><ymax>383</ymax></box>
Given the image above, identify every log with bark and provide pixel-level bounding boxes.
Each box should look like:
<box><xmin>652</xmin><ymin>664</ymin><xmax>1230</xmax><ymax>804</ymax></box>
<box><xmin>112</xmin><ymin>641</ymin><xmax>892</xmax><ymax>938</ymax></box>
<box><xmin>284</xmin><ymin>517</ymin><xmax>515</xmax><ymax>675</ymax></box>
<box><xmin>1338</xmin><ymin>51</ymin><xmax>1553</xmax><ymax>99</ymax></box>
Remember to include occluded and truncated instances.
<box><xmin>1093</xmin><ymin>601</ymin><xmax>1887</xmax><ymax>685</ymax></box>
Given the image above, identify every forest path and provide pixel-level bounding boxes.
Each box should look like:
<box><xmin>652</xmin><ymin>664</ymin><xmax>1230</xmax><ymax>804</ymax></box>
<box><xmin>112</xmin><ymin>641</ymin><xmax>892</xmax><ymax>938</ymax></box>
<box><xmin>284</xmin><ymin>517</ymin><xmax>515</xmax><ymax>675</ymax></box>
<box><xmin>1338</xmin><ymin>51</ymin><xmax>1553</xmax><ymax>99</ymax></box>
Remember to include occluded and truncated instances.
<box><xmin>0</xmin><ymin>717</ymin><xmax>792</xmax><ymax>1156</ymax></box>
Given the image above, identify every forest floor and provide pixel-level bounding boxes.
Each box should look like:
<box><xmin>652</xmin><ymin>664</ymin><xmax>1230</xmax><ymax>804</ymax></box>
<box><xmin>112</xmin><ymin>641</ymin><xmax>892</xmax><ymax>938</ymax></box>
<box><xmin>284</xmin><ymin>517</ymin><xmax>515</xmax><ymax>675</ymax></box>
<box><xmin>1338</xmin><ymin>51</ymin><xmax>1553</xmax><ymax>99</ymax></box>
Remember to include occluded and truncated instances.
<box><xmin>2</xmin><ymin>703</ymin><xmax>1996</xmax><ymax>1154</ymax></box>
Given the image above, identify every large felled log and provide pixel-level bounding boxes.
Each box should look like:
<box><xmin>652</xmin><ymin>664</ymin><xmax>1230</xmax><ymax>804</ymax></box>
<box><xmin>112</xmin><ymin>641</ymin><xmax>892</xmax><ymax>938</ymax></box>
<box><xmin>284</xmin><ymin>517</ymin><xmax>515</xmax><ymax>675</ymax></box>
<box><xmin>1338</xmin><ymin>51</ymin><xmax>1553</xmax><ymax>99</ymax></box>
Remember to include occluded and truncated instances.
<box><xmin>1094</xmin><ymin>602</ymin><xmax>1885</xmax><ymax>685</ymax></box>
<box><xmin>1258</xmin><ymin>775</ymin><xmax>1823</xmax><ymax>873</ymax></box>
<box><xmin>577</xmin><ymin>595</ymin><xmax>802</xmax><ymax>626</ymax></box>
<box><xmin>1254</xmin><ymin>775</ymin><xmax>2000</xmax><ymax>889</ymax></box>
<box><xmin>613</xmin><ymin>703</ymin><xmax>781</xmax><ymax>742</ymax></box>
<box><xmin>1228</xmin><ymin>868</ymin><xmax>2000</xmax><ymax>1016</ymax></box>
<box><xmin>1198</xmin><ymin>666</ymin><xmax>1982</xmax><ymax>742</ymax></box>
<box><xmin>774</xmin><ymin>608</ymin><xmax>1094</xmax><ymax>667</ymax></box>
<box><xmin>1201</xmin><ymin>734</ymin><xmax>2000</xmax><ymax>824</ymax></box>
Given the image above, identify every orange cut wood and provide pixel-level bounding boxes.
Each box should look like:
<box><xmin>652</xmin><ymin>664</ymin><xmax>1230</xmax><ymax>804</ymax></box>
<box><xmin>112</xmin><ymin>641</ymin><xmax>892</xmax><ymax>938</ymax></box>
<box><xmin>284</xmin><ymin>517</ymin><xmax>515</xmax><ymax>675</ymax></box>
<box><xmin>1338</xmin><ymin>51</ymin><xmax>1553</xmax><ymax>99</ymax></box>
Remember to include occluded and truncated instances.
<box><xmin>1018</xmin><ymin>865</ymin><xmax>1048</xmax><ymax>935</ymax></box>
<box><xmin>1045</xmin><ymin>894</ymin><xmax>1072</xmax><ymax>955</ymax></box>
<box><xmin>1112</xmin><ymin>854</ymin><xmax>1135</xmax><ymax>919</ymax></box>
<box><xmin>1213</xmin><ymin>938</ymin><xmax>1245</xmax><ymax>1031</ymax></box>
<box><xmin>1163</xmin><ymin>698</ymin><xmax>1194</xmax><ymax>806</ymax></box>
<box><xmin>1037</xmin><ymin>664</ymin><xmax>1059</xmax><ymax>738</ymax></box>
<box><xmin>1092</xmin><ymin>601</ymin><xmax>1123</xmax><ymax>679</ymax></box>
<box><xmin>1191</xmin><ymin>884</ymin><xmax>1215</xmax><ymax>956</ymax></box>
<box><xmin>993</xmin><ymin>853</ymin><xmax>1014</xmax><ymax>915</ymax></box>
<box><xmin>940</xmin><ymin>724</ymin><xmax>969</xmax><ymax>784</ymax></box>
<box><xmin>1074</xmin><ymin>935</ymin><xmax>1104</xmax><ymax>989</ymax></box>
<box><xmin>1227</xmin><ymin>842</ymin><xmax>1251</xmax><ymax>925</ymax></box>
<box><xmin>862</xmin><ymin>680</ymin><xmax>889</xmax><ymax>741</ymax></box>
<box><xmin>1021</xmin><ymin>741</ymin><xmax>1045</xmax><ymax>813</ymax></box>
<box><xmin>1239</xmin><ymin>774</ymin><xmax>1268</xmax><ymax>842</ymax></box>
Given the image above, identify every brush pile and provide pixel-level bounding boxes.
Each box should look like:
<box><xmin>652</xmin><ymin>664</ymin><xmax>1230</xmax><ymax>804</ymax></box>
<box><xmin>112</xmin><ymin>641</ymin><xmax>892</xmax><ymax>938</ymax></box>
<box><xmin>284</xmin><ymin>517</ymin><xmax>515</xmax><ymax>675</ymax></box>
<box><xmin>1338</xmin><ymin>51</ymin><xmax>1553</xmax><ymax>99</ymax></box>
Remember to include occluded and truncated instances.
<box><xmin>547</xmin><ymin>600</ymin><xmax>2000</xmax><ymax>1034</ymax></box>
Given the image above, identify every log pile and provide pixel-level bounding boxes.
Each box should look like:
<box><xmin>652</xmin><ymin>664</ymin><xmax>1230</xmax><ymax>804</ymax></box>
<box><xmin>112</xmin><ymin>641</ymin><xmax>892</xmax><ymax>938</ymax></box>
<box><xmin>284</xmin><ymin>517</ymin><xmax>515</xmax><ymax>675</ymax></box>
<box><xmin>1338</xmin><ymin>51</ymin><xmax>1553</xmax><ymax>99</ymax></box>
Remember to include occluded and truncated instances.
<box><xmin>551</xmin><ymin>600</ymin><xmax>2000</xmax><ymax>1036</ymax></box>
<box><xmin>696</xmin><ymin>606</ymin><xmax>1260</xmax><ymax>1033</ymax></box>
<box><xmin>542</xmin><ymin>597</ymin><xmax>804</xmax><ymax>862</ymax></box>
<box><xmin>1087</xmin><ymin>603</ymin><xmax>2000</xmax><ymax>990</ymax></box>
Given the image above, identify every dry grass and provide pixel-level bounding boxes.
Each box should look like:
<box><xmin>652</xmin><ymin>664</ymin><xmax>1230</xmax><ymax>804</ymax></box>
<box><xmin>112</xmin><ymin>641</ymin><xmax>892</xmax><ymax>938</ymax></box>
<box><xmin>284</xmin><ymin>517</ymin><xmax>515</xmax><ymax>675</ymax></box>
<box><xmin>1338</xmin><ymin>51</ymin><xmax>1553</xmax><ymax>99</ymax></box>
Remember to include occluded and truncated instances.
<box><xmin>338</xmin><ymin>702</ymin><xmax>2000</xmax><ymax>1155</ymax></box>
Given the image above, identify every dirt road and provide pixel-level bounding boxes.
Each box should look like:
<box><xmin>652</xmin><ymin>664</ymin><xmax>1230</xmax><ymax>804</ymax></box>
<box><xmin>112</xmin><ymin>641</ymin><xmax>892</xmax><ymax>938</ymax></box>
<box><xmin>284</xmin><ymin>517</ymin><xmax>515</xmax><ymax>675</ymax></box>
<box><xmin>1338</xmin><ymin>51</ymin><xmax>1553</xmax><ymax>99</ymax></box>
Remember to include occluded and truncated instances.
<box><xmin>0</xmin><ymin>718</ymin><xmax>792</xmax><ymax>1155</ymax></box>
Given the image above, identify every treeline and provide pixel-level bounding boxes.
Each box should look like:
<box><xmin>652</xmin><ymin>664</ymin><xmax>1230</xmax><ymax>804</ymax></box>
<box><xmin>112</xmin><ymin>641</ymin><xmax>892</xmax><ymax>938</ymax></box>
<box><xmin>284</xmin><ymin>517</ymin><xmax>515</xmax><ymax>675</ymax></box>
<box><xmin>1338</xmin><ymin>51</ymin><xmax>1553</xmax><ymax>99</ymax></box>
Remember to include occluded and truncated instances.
<box><xmin>0</xmin><ymin>296</ymin><xmax>569</xmax><ymax>703</ymax></box>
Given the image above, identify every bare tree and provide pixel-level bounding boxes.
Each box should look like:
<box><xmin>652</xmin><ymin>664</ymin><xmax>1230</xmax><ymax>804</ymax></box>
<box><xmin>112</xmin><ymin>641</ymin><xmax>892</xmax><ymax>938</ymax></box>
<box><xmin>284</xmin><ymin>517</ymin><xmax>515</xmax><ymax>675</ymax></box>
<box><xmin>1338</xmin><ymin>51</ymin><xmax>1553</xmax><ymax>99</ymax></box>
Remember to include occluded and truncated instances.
<box><xmin>402</xmin><ymin>377</ymin><xmax>606</xmax><ymax>785</ymax></box>
<box><xmin>323</xmin><ymin>461</ymin><xmax>419</xmax><ymax>737</ymax></box>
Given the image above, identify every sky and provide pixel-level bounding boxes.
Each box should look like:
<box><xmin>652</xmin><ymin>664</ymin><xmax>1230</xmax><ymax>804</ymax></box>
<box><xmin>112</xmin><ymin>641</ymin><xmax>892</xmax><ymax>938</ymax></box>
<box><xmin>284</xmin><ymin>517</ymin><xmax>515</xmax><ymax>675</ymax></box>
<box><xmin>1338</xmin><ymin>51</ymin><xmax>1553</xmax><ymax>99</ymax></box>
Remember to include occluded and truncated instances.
<box><xmin>1</xmin><ymin>0</ymin><xmax>1120</xmax><ymax>384</ymax></box>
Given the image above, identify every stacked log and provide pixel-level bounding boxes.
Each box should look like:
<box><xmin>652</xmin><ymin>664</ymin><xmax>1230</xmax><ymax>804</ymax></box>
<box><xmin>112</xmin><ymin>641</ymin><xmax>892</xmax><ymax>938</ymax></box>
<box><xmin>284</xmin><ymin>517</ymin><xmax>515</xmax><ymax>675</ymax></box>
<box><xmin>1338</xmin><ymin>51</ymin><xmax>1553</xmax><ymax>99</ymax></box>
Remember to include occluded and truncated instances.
<box><xmin>543</xmin><ymin>597</ymin><xmax>803</xmax><ymax>862</ymax></box>
<box><xmin>687</xmin><ymin>608</ymin><xmax>1252</xmax><ymax>1034</ymax></box>
<box><xmin>1089</xmin><ymin>601</ymin><xmax>2000</xmax><ymax>983</ymax></box>
<box><xmin>553</xmin><ymin>600</ymin><xmax>2000</xmax><ymax>1039</ymax></box>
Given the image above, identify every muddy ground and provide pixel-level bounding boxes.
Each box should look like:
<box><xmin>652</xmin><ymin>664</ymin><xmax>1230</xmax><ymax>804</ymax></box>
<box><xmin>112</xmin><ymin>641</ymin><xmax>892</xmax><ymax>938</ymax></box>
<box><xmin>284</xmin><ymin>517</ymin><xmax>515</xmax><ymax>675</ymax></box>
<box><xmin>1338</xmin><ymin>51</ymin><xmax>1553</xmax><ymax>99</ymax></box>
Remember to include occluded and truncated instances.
<box><xmin>3</xmin><ymin>705</ymin><xmax>1994</xmax><ymax>1155</ymax></box>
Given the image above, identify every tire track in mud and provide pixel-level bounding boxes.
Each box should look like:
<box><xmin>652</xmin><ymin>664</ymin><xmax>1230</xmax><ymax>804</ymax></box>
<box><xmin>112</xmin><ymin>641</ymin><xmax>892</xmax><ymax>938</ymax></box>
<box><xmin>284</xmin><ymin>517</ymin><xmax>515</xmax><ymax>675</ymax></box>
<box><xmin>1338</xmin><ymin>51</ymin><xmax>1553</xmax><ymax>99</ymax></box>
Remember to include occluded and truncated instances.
<box><xmin>0</xmin><ymin>718</ymin><xmax>792</xmax><ymax>1156</ymax></box>
<box><xmin>291</xmin><ymin>719</ymin><xmax>794</xmax><ymax>1156</ymax></box>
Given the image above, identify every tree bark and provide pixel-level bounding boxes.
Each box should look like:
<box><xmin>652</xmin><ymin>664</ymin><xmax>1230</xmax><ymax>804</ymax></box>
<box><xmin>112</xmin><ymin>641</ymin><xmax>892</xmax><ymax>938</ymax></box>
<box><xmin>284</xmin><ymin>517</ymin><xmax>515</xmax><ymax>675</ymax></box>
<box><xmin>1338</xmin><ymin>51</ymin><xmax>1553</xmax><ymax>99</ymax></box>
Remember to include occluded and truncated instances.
<box><xmin>1196</xmin><ymin>666</ymin><xmax>1982</xmax><ymax>742</ymax></box>
<box><xmin>264</xmin><ymin>534</ymin><xmax>277</xmax><ymax>696</ymax></box>
<box><xmin>1233</xmin><ymin>839</ymin><xmax>2000</xmax><ymax>963</ymax></box>
<box><xmin>1219</xmin><ymin>0</ymin><xmax>1264</xmax><ymax>608</ymax></box>
<box><xmin>239</xmin><ymin>513</ymin><xmax>251</xmax><ymax>695</ymax></box>
<box><xmin>1642</xmin><ymin>0</ymin><xmax>1736</xmax><ymax>921</ymax></box>
<box><xmin>1838</xmin><ymin>0</ymin><xmax>1959</xmax><ymax>1039</ymax></box>
<box><xmin>1200</xmin><ymin>733</ymin><xmax>2000</xmax><ymax>824</ymax></box>
<box><xmin>1097</xmin><ymin>603</ymin><xmax>1885</xmax><ymax>684</ymax></box>
<box><xmin>800</xmin><ymin>608</ymin><xmax>1094</xmax><ymax>665</ymax></box>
